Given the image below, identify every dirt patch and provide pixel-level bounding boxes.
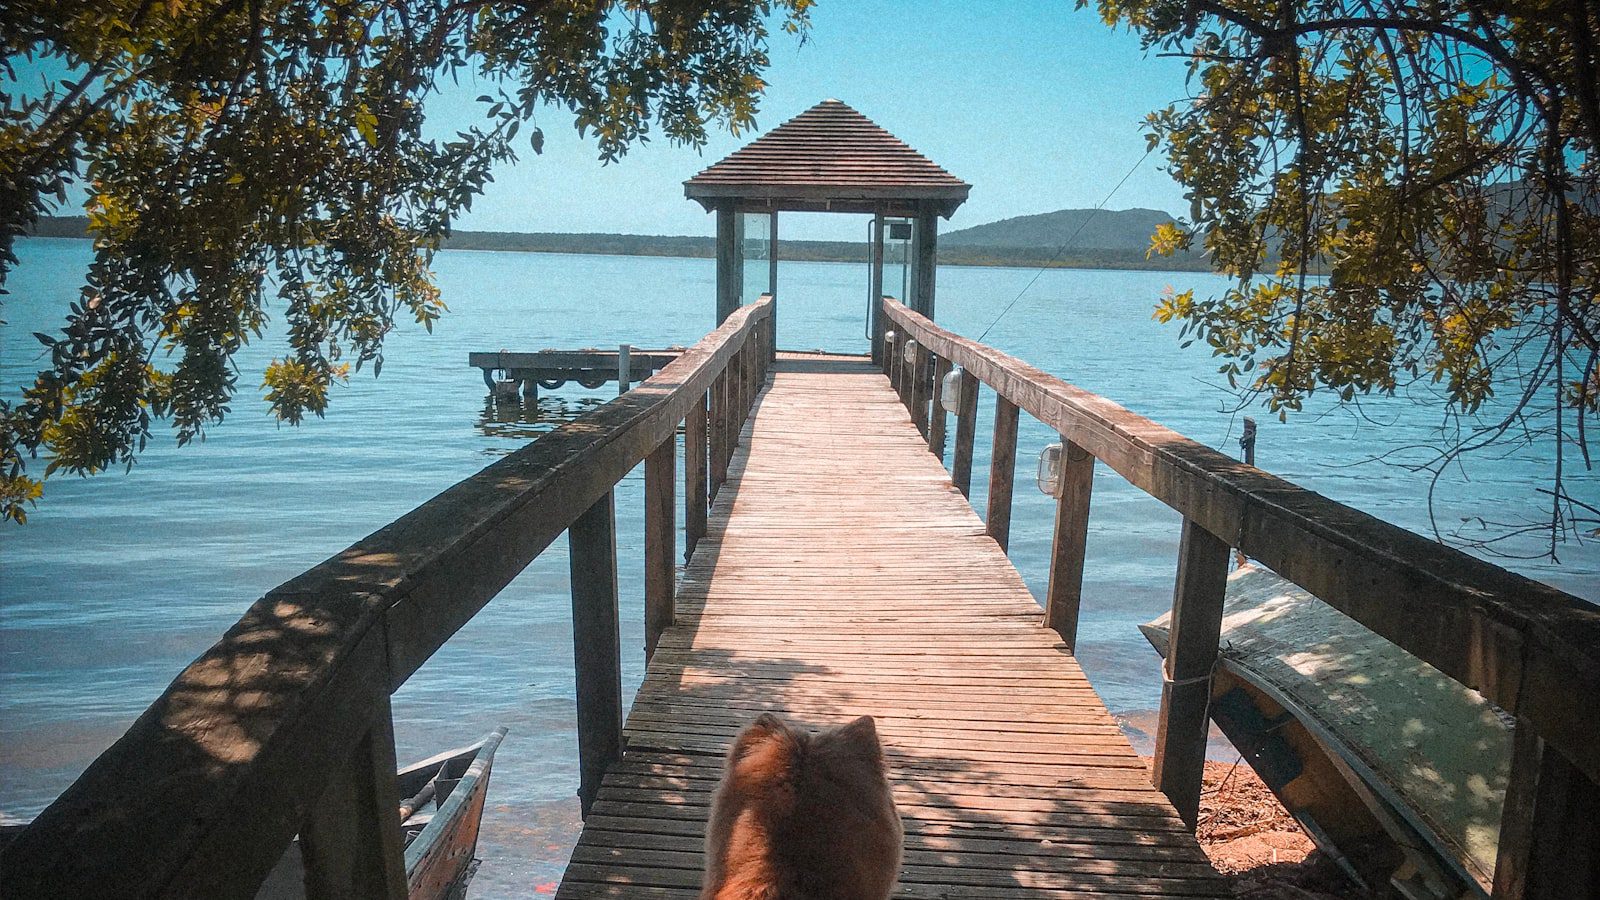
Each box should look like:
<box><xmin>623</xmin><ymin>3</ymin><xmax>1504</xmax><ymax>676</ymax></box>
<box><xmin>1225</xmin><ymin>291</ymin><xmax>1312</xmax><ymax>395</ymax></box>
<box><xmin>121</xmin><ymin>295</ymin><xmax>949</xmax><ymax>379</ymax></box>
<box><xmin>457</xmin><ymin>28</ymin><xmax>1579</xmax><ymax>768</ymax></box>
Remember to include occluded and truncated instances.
<box><xmin>1145</xmin><ymin>756</ymin><xmax>1374</xmax><ymax>899</ymax></box>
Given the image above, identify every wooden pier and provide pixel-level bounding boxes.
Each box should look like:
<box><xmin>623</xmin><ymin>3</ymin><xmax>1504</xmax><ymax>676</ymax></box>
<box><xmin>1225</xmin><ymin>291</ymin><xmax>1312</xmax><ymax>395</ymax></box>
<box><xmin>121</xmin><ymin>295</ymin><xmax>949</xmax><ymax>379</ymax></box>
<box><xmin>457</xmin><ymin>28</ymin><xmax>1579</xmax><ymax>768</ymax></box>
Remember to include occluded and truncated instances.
<box><xmin>560</xmin><ymin>353</ymin><xmax>1226</xmax><ymax>898</ymax></box>
<box><xmin>4</xmin><ymin>294</ymin><xmax>1598</xmax><ymax>900</ymax></box>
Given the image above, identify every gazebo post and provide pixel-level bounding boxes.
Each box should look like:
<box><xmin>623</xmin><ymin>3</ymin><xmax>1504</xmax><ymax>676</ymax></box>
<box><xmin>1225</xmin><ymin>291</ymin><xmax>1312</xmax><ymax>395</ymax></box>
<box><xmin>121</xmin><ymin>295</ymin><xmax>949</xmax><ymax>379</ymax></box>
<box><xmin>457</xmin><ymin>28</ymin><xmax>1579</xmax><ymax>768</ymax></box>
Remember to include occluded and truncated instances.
<box><xmin>914</xmin><ymin>209</ymin><xmax>938</xmax><ymax>322</ymax></box>
<box><xmin>715</xmin><ymin>202</ymin><xmax>742</xmax><ymax>324</ymax></box>
<box><xmin>870</xmin><ymin>211</ymin><xmax>886</xmax><ymax>365</ymax></box>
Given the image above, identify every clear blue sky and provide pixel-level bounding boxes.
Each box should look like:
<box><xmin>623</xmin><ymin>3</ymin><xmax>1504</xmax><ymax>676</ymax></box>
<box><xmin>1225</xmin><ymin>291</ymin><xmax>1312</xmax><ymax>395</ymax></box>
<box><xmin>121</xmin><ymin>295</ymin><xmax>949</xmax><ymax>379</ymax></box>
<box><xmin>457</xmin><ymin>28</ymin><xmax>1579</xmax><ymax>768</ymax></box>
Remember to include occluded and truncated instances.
<box><xmin>439</xmin><ymin>2</ymin><xmax>1196</xmax><ymax>241</ymax></box>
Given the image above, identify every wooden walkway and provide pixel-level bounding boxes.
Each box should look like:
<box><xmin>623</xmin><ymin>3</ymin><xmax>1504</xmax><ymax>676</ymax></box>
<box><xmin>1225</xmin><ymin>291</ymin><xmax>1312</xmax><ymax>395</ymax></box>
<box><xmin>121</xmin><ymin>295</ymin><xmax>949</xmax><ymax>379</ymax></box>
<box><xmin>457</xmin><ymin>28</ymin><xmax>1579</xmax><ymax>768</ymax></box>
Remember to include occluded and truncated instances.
<box><xmin>557</xmin><ymin>354</ymin><xmax>1227</xmax><ymax>899</ymax></box>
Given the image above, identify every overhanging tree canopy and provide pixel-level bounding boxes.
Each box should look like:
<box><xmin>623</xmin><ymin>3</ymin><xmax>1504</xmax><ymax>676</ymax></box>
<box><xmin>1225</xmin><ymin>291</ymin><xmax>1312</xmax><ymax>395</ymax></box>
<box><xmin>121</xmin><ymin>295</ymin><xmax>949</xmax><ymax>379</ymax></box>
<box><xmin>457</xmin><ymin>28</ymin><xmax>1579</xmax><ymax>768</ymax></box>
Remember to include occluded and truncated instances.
<box><xmin>0</xmin><ymin>0</ymin><xmax>811</xmax><ymax>522</ymax></box>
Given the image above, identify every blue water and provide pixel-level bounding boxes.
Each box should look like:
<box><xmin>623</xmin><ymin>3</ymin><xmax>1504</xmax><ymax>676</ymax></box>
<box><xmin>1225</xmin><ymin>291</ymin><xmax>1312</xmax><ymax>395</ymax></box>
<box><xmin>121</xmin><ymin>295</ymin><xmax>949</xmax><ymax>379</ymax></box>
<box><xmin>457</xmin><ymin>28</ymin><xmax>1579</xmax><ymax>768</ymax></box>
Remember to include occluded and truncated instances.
<box><xmin>2</xmin><ymin>238</ymin><xmax>1596</xmax><ymax>894</ymax></box>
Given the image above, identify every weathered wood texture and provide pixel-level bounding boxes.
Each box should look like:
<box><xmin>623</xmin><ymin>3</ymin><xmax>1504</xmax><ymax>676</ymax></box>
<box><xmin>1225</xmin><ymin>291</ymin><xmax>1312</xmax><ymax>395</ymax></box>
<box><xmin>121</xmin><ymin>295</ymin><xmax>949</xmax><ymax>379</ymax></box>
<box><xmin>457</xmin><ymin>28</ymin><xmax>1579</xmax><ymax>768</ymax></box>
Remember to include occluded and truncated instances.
<box><xmin>880</xmin><ymin>299</ymin><xmax>1600</xmax><ymax>791</ymax></box>
<box><xmin>951</xmin><ymin>367</ymin><xmax>979</xmax><ymax>498</ymax></box>
<box><xmin>986</xmin><ymin>394</ymin><xmax>1020</xmax><ymax>552</ymax></box>
<box><xmin>1044</xmin><ymin>439</ymin><xmax>1094</xmax><ymax>652</ymax></box>
<box><xmin>0</xmin><ymin>299</ymin><xmax>774</xmax><ymax>899</ymax></box>
<box><xmin>556</xmin><ymin>354</ymin><xmax>1224</xmax><ymax>899</ymax></box>
<box><xmin>571</xmin><ymin>491</ymin><xmax>624</xmax><ymax>818</ymax></box>
<box><xmin>299</xmin><ymin>695</ymin><xmax>408</xmax><ymax>900</ymax></box>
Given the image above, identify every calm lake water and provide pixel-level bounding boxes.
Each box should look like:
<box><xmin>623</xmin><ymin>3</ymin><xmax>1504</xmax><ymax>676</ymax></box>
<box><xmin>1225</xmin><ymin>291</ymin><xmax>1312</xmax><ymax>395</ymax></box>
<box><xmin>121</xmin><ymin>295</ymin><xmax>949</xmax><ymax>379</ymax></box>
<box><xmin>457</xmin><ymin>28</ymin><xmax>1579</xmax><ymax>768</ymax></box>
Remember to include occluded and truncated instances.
<box><xmin>3</xmin><ymin>238</ymin><xmax>1596</xmax><ymax>894</ymax></box>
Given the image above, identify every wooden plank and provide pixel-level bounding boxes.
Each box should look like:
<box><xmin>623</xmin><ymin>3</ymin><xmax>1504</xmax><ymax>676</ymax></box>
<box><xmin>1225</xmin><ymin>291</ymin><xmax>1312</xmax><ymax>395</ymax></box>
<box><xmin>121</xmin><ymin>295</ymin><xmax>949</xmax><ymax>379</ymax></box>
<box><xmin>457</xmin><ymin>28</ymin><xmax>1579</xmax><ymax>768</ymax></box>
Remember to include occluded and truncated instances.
<box><xmin>986</xmin><ymin>394</ymin><xmax>1020</xmax><ymax>552</ymax></box>
<box><xmin>644</xmin><ymin>436</ymin><xmax>676</xmax><ymax>659</ymax></box>
<box><xmin>952</xmin><ymin>367</ymin><xmax>979</xmax><ymax>497</ymax></box>
<box><xmin>1044</xmin><ymin>439</ymin><xmax>1094</xmax><ymax>652</ymax></box>
<box><xmin>570</xmin><ymin>491</ymin><xmax>623</xmax><ymax>818</ymax></box>
<box><xmin>879</xmin><ymin>299</ymin><xmax>1600</xmax><ymax>788</ymax></box>
<box><xmin>1151</xmin><ymin>518</ymin><xmax>1231</xmax><ymax>830</ymax></box>
<box><xmin>910</xmin><ymin>340</ymin><xmax>931</xmax><ymax>437</ymax></box>
<box><xmin>299</xmin><ymin>695</ymin><xmax>408</xmax><ymax>900</ymax></box>
<box><xmin>684</xmin><ymin>391</ymin><xmax>708</xmax><ymax>561</ymax></box>
<box><xmin>1492</xmin><ymin>718</ymin><xmax>1600</xmax><ymax>898</ymax></box>
<box><xmin>929</xmin><ymin>356</ymin><xmax>951</xmax><ymax>461</ymax></box>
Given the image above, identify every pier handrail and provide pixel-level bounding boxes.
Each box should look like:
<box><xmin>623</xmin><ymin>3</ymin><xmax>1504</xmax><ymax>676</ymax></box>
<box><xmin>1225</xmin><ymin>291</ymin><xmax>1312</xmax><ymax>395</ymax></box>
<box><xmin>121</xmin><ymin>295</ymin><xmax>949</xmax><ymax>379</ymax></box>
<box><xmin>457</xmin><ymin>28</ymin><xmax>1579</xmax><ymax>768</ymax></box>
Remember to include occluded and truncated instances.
<box><xmin>881</xmin><ymin>297</ymin><xmax>1599</xmax><ymax>896</ymax></box>
<box><xmin>0</xmin><ymin>296</ymin><xmax>774</xmax><ymax>899</ymax></box>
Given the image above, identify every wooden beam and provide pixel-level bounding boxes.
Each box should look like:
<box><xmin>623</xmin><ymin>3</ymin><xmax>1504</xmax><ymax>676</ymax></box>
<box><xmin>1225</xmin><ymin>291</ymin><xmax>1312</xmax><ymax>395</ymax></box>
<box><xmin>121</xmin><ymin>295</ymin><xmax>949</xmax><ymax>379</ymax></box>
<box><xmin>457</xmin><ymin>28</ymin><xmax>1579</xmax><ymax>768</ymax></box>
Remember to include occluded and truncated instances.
<box><xmin>910</xmin><ymin>341</ymin><xmax>931</xmax><ymax>438</ymax></box>
<box><xmin>1152</xmin><ymin>518</ymin><xmax>1231</xmax><ymax>829</ymax></box>
<box><xmin>870</xmin><ymin>213</ymin><xmax>885</xmax><ymax>364</ymax></box>
<box><xmin>569</xmin><ymin>491</ymin><xmax>623</xmax><ymax>818</ymax></box>
<box><xmin>644</xmin><ymin>436</ymin><xmax>676</xmax><ymax>660</ymax></box>
<box><xmin>709</xmin><ymin>371</ymin><xmax>728</xmax><ymax>497</ymax></box>
<box><xmin>986</xmin><ymin>395</ymin><xmax>1020</xmax><ymax>552</ymax></box>
<box><xmin>299</xmin><ymin>694</ymin><xmax>408</xmax><ymax>900</ymax></box>
<box><xmin>928</xmin><ymin>356</ymin><xmax>951</xmax><ymax>461</ymax></box>
<box><xmin>684</xmin><ymin>391</ymin><xmax>708</xmax><ymax>562</ymax></box>
<box><xmin>914</xmin><ymin>212</ymin><xmax>938</xmax><ymax>320</ymax></box>
<box><xmin>715</xmin><ymin>204</ymin><xmax>738</xmax><ymax>324</ymax></box>
<box><xmin>1493</xmin><ymin>719</ymin><xmax>1600</xmax><ymax>899</ymax></box>
<box><xmin>951</xmin><ymin>367</ymin><xmax>979</xmax><ymax>498</ymax></box>
<box><xmin>1044</xmin><ymin>440</ymin><xmax>1095</xmax><ymax>652</ymax></box>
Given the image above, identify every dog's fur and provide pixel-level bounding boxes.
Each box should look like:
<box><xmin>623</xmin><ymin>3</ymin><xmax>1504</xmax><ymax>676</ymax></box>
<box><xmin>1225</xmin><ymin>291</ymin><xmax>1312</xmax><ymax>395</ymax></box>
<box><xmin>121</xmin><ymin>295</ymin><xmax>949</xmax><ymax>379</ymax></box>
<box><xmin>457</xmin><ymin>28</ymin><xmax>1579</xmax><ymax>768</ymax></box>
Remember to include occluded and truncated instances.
<box><xmin>700</xmin><ymin>713</ymin><xmax>903</xmax><ymax>900</ymax></box>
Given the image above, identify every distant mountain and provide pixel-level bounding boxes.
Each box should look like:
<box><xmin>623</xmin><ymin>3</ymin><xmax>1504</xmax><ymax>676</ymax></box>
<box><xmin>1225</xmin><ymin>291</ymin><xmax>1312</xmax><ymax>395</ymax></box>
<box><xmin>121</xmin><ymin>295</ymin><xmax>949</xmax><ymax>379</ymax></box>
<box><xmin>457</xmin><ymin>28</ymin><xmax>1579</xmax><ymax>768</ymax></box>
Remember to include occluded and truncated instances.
<box><xmin>21</xmin><ymin>211</ymin><xmax>1215</xmax><ymax>272</ymax></box>
<box><xmin>943</xmin><ymin>208</ymin><xmax>1178</xmax><ymax>252</ymax></box>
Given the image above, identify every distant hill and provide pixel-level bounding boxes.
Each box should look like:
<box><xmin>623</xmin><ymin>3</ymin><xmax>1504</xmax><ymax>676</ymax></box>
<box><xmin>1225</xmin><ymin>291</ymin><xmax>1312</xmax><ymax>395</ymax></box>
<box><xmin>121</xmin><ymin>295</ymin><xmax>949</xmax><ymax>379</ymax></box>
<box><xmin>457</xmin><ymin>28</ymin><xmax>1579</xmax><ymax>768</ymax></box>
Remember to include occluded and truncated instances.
<box><xmin>23</xmin><ymin>211</ymin><xmax>1214</xmax><ymax>272</ymax></box>
<box><xmin>943</xmin><ymin>207</ymin><xmax>1180</xmax><ymax>253</ymax></box>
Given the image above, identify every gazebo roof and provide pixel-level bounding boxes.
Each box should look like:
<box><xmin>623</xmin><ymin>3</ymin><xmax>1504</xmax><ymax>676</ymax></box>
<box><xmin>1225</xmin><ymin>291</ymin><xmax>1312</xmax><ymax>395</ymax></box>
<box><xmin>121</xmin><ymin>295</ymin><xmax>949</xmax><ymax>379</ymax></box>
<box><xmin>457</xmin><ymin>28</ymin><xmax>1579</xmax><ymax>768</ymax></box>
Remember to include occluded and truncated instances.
<box><xmin>684</xmin><ymin>100</ymin><xmax>970</xmax><ymax>217</ymax></box>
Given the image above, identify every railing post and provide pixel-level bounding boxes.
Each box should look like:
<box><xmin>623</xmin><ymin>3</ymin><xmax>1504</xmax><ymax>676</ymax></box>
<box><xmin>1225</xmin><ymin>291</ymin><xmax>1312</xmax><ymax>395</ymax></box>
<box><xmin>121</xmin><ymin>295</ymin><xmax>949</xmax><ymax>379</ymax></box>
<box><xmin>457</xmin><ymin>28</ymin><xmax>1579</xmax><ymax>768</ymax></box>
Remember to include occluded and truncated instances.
<box><xmin>910</xmin><ymin>342</ymin><xmax>931</xmax><ymax>437</ymax></box>
<box><xmin>929</xmin><ymin>356</ymin><xmax>950</xmax><ymax>461</ymax></box>
<box><xmin>1152</xmin><ymin>517</ymin><xmax>1231</xmax><ymax>829</ymax></box>
<box><xmin>1044</xmin><ymin>439</ymin><xmax>1095</xmax><ymax>652</ymax></box>
<box><xmin>569</xmin><ymin>491</ymin><xmax>622</xmax><ymax>818</ymax></box>
<box><xmin>644</xmin><ymin>436</ymin><xmax>676</xmax><ymax>659</ymax></box>
<box><xmin>710</xmin><ymin>371</ymin><xmax>728</xmax><ymax>497</ymax></box>
<box><xmin>1493</xmin><ymin>719</ymin><xmax>1600</xmax><ymax>899</ymax></box>
<box><xmin>898</xmin><ymin>341</ymin><xmax>915</xmax><ymax>411</ymax></box>
<box><xmin>685</xmin><ymin>391</ymin><xmax>708</xmax><ymax>561</ymax></box>
<box><xmin>887</xmin><ymin>332</ymin><xmax>902</xmax><ymax>390</ymax></box>
<box><xmin>985</xmin><ymin>395</ymin><xmax>1020</xmax><ymax>551</ymax></box>
<box><xmin>298</xmin><ymin>693</ymin><xmax>408</xmax><ymax>900</ymax></box>
<box><xmin>952</xmin><ymin>368</ymin><xmax>979</xmax><ymax>497</ymax></box>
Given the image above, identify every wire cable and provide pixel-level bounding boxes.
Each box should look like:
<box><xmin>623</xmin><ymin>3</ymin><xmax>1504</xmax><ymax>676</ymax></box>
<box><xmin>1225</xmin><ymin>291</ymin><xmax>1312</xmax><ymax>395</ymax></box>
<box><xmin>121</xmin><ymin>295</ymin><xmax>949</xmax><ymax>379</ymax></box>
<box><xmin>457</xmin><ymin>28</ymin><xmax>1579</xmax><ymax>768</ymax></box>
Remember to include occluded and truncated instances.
<box><xmin>975</xmin><ymin>147</ymin><xmax>1157</xmax><ymax>343</ymax></box>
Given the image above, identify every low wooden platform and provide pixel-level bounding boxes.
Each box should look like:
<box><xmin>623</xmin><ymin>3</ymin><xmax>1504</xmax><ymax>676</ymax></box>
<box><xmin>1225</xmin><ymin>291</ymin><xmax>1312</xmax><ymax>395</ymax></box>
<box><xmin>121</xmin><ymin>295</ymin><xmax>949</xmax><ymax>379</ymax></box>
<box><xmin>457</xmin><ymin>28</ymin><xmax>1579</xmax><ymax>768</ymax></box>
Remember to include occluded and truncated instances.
<box><xmin>557</xmin><ymin>354</ymin><xmax>1226</xmax><ymax>899</ymax></box>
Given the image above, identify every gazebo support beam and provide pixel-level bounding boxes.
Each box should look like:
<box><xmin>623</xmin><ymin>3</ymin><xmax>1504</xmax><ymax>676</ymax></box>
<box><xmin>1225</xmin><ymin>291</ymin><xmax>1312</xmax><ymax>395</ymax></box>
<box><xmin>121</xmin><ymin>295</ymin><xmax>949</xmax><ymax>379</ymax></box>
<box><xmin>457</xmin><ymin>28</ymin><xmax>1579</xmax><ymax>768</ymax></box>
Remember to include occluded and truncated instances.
<box><xmin>870</xmin><ymin>212</ymin><xmax>886</xmax><ymax>365</ymax></box>
<box><xmin>715</xmin><ymin>203</ymin><xmax>742</xmax><ymax>324</ymax></box>
<box><xmin>914</xmin><ymin>210</ymin><xmax>938</xmax><ymax>321</ymax></box>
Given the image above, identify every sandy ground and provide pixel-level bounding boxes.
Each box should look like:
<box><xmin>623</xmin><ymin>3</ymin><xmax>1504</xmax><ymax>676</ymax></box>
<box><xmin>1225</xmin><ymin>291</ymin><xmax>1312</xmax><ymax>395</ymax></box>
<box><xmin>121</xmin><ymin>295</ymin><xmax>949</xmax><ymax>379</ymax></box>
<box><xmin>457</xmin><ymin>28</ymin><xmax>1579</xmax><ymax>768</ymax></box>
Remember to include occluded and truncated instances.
<box><xmin>1174</xmin><ymin>758</ymin><xmax>1373</xmax><ymax>899</ymax></box>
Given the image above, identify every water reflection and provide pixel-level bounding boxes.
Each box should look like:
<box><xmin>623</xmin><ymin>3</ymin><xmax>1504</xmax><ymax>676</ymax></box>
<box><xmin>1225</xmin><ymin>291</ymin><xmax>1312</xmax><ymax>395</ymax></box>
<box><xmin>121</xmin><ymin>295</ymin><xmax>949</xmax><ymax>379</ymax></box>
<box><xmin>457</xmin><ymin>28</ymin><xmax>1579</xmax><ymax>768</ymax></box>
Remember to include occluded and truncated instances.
<box><xmin>476</xmin><ymin>393</ymin><xmax>611</xmax><ymax>453</ymax></box>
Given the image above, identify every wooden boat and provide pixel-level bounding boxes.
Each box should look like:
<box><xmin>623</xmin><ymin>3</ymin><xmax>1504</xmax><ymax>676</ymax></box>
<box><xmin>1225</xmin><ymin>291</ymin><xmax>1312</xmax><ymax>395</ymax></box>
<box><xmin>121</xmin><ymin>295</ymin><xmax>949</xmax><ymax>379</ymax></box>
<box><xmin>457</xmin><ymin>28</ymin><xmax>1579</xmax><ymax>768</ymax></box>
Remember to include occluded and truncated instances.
<box><xmin>1142</xmin><ymin>566</ymin><xmax>1511</xmax><ymax>899</ymax></box>
<box><xmin>256</xmin><ymin>727</ymin><xmax>507</xmax><ymax>900</ymax></box>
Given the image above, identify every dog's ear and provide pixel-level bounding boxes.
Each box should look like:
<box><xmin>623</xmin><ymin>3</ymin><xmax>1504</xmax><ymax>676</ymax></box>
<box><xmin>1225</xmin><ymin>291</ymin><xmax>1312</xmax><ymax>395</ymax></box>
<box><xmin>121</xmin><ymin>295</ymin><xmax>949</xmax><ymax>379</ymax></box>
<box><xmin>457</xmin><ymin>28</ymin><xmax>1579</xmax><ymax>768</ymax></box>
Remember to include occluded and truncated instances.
<box><xmin>834</xmin><ymin>715</ymin><xmax>883</xmax><ymax>759</ymax></box>
<box><xmin>729</xmin><ymin>713</ymin><xmax>791</xmax><ymax>762</ymax></box>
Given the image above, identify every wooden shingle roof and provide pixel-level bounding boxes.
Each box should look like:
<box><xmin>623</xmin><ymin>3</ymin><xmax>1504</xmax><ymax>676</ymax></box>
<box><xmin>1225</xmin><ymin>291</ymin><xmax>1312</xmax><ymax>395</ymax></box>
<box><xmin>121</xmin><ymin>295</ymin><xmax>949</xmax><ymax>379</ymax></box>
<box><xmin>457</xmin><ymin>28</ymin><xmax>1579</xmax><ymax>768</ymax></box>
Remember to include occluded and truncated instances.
<box><xmin>684</xmin><ymin>100</ymin><xmax>970</xmax><ymax>216</ymax></box>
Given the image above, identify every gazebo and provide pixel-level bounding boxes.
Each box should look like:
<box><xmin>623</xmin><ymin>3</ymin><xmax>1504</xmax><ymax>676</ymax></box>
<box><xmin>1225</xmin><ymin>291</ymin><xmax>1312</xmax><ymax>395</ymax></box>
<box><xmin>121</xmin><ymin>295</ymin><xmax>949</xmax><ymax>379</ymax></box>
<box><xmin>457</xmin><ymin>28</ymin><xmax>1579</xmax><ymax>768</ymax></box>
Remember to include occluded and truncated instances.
<box><xmin>684</xmin><ymin>99</ymin><xmax>970</xmax><ymax>357</ymax></box>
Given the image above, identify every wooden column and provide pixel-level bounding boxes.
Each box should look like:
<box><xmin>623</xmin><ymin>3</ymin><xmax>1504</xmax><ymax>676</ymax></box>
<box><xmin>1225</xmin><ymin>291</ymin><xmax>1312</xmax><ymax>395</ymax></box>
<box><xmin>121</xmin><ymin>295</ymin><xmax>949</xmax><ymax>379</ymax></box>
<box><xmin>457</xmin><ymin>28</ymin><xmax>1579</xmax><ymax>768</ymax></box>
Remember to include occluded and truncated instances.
<box><xmin>870</xmin><ymin>213</ymin><xmax>885</xmax><ymax>365</ymax></box>
<box><xmin>1493</xmin><ymin>719</ymin><xmax>1600</xmax><ymax>899</ymax></box>
<box><xmin>928</xmin><ymin>357</ymin><xmax>951</xmax><ymax>461</ymax></box>
<box><xmin>299</xmin><ymin>694</ymin><xmax>408</xmax><ymax>900</ymax></box>
<box><xmin>910</xmin><ymin>342</ymin><xmax>931</xmax><ymax>437</ymax></box>
<box><xmin>715</xmin><ymin>204</ymin><xmax>739</xmax><ymax>324</ymax></box>
<box><xmin>1151</xmin><ymin>518</ymin><xmax>1231</xmax><ymax>829</ymax></box>
<box><xmin>914</xmin><ymin>211</ymin><xmax>938</xmax><ymax>321</ymax></box>
<box><xmin>951</xmin><ymin>369</ymin><xmax>979</xmax><ymax>497</ymax></box>
<box><xmin>684</xmin><ymin>391</ymin><xmax>708</xmax><ymax>561</ymax></box>
<box><xmin>985</xmin><ymin>395</ymin><xmax>1020</xmax><ymax>551</ymax></box>
<box><xmin>569</xmin><ymin>491</ymin><xmax>622</xmax><ymax>818</ymax></box>
<box><xmin>1044</xmin><ymin>440</ymin><xmax>1095</xmax><ymax>652</ymax></box>
<box><xmin>644</xmin><ymin>436</ymin><xmax>675</xmax><ymax>659</ymax></box>
<box><xmin>886</xmin><ymin>332</ymin><xmax>901</xmax><ymax>389</ymax></box>
<box><xmin>710</xmin><ymin>372</ymin><xmax>728</xmax><ymax>497</ymax></box>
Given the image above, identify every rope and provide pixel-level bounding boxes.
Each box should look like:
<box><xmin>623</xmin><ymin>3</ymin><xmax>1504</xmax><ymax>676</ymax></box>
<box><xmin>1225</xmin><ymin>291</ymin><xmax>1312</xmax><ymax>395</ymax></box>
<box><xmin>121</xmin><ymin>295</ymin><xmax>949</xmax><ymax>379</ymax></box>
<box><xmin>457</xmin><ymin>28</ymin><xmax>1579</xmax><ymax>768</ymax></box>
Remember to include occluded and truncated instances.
<box><xmin>975</xmin><ymin>147</ymin><xmax>1156</xmax><ymax>343</ymax></box>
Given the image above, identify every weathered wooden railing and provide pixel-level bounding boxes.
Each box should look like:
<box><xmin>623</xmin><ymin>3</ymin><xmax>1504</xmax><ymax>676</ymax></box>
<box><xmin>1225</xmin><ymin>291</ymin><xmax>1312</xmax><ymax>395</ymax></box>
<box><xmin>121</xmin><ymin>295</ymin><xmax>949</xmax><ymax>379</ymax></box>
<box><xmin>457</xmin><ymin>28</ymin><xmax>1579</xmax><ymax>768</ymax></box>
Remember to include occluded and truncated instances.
<box><xmin>881</xmin><ymin>298</ymin><xmax>1600</xmax><ymax>900</ymax></box>
<box><xmin>0</xmin><ymin>296</ymin><xmax>775</xmax><ymax>900</ymax></box>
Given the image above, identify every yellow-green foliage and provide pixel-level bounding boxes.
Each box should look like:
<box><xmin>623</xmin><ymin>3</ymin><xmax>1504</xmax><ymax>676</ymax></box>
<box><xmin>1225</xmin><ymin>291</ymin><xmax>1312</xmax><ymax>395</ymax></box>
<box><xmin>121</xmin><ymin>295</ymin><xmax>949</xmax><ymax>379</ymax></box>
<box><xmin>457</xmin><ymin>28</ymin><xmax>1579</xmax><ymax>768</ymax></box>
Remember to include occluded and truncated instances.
<box><xmin>1</xmin><ymin>0</ymin><xmax>811</xmax><ymax>521</ymax></box>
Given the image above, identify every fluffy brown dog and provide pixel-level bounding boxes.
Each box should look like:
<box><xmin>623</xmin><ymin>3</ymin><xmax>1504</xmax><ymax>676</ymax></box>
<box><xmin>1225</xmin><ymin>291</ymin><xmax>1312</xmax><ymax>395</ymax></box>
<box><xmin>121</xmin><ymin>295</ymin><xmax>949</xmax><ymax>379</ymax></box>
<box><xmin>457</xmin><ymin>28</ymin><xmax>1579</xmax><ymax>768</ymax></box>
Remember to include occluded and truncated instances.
<box><xmin>700</xmin><ymin>713</ymin><xmax>903</xmax><ymax>900</ymax></box>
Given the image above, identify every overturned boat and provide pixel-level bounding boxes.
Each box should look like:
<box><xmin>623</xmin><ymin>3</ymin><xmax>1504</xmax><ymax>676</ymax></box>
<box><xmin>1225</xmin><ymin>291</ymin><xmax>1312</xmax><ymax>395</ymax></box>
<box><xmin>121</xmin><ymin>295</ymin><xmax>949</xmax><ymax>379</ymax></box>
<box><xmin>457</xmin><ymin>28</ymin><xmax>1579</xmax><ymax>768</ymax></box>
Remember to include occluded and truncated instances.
<box><xmin>1143</xmin><ymin>566</ymin><xmax>1511</xmax><ymax>899</ymax></box>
